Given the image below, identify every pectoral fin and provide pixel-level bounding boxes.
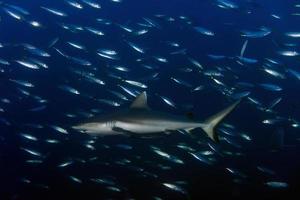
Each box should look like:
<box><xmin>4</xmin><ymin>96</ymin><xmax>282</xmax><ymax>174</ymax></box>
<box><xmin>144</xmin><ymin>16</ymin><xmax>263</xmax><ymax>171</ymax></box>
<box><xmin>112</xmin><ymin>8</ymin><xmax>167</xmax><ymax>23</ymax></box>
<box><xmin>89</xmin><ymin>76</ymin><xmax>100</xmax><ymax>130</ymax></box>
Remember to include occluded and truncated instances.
<box><xmin>112</xmin><ymin>126</ymin><xmax>136</xmax><ymax>137</ymax></box>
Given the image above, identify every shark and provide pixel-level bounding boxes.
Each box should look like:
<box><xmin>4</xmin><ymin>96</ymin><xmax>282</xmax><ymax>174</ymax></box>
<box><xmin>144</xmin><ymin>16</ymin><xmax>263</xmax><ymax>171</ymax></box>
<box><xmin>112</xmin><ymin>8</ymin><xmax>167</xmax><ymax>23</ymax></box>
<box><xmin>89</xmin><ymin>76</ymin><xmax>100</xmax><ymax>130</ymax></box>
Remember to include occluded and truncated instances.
<box><xmin>72</xmin><ymin>91</ymin><xmax>240</xmax><ymax>142</ymax></box>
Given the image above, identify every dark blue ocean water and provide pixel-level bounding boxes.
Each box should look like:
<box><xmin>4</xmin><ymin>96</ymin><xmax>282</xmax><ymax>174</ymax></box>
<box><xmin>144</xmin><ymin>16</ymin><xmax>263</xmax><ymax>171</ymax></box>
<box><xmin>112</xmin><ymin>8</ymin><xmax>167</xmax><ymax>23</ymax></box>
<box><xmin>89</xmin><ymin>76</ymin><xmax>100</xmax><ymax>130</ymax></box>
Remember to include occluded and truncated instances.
<box><xmin>0</xmin><ymin>0</ymin><xmax>300</xmax><ymax>199</ymax></box>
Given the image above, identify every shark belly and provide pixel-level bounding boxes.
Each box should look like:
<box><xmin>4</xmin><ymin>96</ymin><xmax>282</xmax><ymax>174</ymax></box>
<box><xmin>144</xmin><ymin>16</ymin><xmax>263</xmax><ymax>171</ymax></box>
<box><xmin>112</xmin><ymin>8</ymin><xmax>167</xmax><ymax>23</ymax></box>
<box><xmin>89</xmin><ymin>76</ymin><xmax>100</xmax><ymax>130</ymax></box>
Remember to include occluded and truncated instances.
<box><xmin>114</xmin><ymin>120</ymin><xmax>201</xmax><ymax>134</ymax></box>
<box><xmin>115</xmin><ymin>121</ymin><xmax>166</xmax><ymax>134</ymax></box>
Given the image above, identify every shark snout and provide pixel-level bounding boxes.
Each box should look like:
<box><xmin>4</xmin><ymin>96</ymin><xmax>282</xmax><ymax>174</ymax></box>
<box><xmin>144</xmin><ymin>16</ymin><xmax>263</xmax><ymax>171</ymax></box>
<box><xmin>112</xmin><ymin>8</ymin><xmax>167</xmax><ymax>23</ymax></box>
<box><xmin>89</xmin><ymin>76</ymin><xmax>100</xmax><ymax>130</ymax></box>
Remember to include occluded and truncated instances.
<box><xmin>71</xmin><ymin>124</ymin><xmax>88</xmax><ymax>132</ymax></box>
<box><xmin>71</xmin><ymin>122</ymin><xmax>110</xmax><ymax>135</ymax></box>
<box><xmin>71</xmin><ymin>125</ymin><xmax>80</xmax><ymax>129</ymax></box>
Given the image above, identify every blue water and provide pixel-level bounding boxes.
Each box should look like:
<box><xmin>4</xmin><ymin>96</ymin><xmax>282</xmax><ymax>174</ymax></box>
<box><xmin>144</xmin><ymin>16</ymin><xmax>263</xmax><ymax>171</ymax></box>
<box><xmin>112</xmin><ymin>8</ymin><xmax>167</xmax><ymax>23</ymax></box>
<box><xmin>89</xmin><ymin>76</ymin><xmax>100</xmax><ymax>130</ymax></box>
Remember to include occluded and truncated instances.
<box><xmin>0</xmin><ymin>0</ymin><xmax>300</xmax><ymax>199</ymax></box>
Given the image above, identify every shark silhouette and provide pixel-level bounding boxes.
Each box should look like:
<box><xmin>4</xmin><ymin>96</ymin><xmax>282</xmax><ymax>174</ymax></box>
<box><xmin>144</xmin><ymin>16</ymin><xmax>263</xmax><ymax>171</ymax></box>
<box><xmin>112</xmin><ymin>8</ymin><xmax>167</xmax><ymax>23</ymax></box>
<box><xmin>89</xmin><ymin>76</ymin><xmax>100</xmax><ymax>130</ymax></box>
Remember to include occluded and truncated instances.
<box><xmin>73</xmin><ymin>92</ymin><xmax>240</xmax><ymax>142</ymax></box>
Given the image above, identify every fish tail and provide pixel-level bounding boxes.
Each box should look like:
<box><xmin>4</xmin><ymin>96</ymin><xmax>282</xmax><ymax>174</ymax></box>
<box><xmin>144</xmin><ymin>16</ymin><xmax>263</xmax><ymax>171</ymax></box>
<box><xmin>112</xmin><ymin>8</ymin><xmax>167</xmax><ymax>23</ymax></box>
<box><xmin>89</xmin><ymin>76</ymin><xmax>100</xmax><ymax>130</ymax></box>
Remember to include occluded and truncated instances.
<box><xmin>201</xmin><ymin>100</ymin><xmax>240</xmax><ymax>142</ymax></box>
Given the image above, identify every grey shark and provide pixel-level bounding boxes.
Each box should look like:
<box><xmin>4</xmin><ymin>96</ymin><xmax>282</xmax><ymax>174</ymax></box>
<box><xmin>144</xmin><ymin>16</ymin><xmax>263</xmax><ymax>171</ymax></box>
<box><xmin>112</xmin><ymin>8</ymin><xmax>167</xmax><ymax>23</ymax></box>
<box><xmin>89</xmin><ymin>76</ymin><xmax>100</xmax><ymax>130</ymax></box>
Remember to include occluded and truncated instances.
<box><xmin>72</xmin><ymin>92</ymin><xmax>240</xmax><ymax>142</ymax></box>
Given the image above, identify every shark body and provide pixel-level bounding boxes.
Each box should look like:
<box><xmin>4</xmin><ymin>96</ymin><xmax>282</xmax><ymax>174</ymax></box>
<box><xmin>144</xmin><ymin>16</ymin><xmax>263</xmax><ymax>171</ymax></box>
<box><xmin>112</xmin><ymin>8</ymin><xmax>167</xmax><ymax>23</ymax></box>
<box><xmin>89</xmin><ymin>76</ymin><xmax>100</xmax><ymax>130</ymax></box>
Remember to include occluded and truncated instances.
<box><xmin>73</xmin><ymin>92</ymin><xmax>240</xmax><ymax>142</ymax></box>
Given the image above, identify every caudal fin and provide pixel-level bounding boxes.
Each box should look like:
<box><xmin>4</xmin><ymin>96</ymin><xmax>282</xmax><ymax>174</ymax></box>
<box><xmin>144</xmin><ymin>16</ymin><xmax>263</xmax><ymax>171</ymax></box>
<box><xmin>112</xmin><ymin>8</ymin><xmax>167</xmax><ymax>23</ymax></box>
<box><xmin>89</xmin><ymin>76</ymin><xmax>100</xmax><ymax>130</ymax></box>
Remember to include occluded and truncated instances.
<box><xmin>202</xmin><ymin>100</ymin><xmax>240</xmax><ymax>142</ymax></box>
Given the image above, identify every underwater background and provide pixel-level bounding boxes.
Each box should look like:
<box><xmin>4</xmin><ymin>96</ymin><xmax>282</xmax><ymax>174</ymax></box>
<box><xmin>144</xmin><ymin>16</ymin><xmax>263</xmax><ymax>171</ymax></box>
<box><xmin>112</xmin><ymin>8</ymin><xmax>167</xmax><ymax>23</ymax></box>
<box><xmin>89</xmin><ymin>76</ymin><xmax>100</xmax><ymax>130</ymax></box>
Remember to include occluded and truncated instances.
<box><xmin>0</xmin><ymin>0</ymin><xmax>300</xmax><ymax>199</ymax></box>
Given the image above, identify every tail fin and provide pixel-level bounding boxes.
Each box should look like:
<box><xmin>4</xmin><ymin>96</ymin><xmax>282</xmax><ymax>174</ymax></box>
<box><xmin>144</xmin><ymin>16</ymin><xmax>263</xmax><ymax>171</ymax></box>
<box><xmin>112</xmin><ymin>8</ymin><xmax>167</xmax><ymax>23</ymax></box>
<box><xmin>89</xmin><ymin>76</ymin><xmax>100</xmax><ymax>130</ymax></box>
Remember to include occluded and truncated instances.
<box><xmin>202</xmin><ymin>100</ymin><xmax>240</xmax><ymax>142</ymax></box>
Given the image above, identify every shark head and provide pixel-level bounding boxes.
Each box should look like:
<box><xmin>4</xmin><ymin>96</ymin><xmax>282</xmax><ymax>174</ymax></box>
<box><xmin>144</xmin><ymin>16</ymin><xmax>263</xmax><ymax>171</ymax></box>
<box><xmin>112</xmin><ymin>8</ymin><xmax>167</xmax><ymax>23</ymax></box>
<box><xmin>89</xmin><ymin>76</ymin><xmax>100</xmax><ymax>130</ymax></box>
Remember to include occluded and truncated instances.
<box><xmin>72</xmin><ymin>122</ymin><xmax>115</xmax><ymax>135</ymax></box>
<box><xmin>72</xmin><ymin>91</ymin><xmax>149</xmax><ymax>135</ymax></box>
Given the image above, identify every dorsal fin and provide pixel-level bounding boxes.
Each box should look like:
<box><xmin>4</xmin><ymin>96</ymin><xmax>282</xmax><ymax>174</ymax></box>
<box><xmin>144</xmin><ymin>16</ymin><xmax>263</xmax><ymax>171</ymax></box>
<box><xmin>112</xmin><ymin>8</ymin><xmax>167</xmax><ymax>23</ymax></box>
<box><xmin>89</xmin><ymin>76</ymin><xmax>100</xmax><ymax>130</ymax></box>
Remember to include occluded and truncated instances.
<box><xmin>130</xmin><ymin>91</ymin><xmax>149</xmax><ymax>109</ymax></box>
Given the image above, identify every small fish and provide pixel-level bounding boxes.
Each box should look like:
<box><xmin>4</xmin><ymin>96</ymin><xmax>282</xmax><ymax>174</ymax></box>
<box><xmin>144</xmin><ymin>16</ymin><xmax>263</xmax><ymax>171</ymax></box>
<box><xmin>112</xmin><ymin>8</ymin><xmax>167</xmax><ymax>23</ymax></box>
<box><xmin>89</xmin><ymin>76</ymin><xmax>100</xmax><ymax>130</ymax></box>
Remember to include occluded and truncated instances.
<box><xmin>9</xmin><ymin>79</ymin><xmax>34</xmax><ymax>87</ymax></box>
<box><xmin>28</xmin><ymin>20</ymin><xmax>42</xmax><ymax>28</ymax></box>
<box><xmin>265</xmin><ymin>181</ymin><xmax>288</xmax><ymax>188</ymax></box>
<box><xmin>226</xmin><ymin>168</ymin><xmax>247</xmax><ymax>178</ymax></box>
<box><xmin>41</xmin><ymin>6</ymin><xmax>68</xmax><ymax>17</ymax></box>
<box><xmin>115</xmin><ymin>144</ymin><xmax>133</xmax><ymax>150</ymax></box>
<box><xmin>285</xmin><ymin>32</ymin><xmax>300</xmax><ymax>38</ymax></box>
<box><xmin>20</xmin><ymin>133</ymin><xmax>38</xmax><ymax>141</ymax></box>
<box><xmin>97</xmin><ymin>51</ymin><xmax>119</xmax><ymax>60</ymax></box>
<box><xmin>109</xmin><ymin>90</ymin><xmax>129</xmax><ymax>101</ymax></box>
<box><xmin>97</xmin><ymin>99</ymin><xmax>120</xmax><ymax>107</ymax></box>
<box><xmin>262</xmin><ymin>118</ymin><xmax>284</xmax><ymax>125</ymax></box>
<box><xmin>211</xmin><ymin>78</ymin><xmax>225</xmax><ymax>86</ymax></box>
<box><xmin>118</xmin><ymin>85</ymin><xmax>138</xmax><ymax>97</ymax></box>
<box><xmin>278</xmin><ymin>50</ymin><xmax>299</xmax><ymax>57</ymax></box>
<box><xmin>159</xmin><ymin>95</ymin><xmax>176</xmax><ymax>108</ymax></box>
<box><xmin>204</xmin><ymin>70</ymin><xmax>223</xmax><ymax>77</ymax></box>
<box><xmin>7</xmin><ymin>4</ymin><xmax>30</xmax><ymax>15</ymax></box>
<box><xmin>3</xmin><ymin>8</ymin><xmax>23</xmax><ymax>20</ymax></box>
<box><xmin>84</xmin><ymin>76</ymin><xmax>105</xmax><ymax>85</ymax></box>
<box><xmin>58</xmin><ymin>160</ymin><xmax>74</xmax><ymax>168</ymax></box>
<box><xmin>231</xmin><ymin>91</ymin><xmax>251</xmax><ymax>99</ymax></box>
<box><xmin>69</xmin><ymin>176</ymin><xmax>82</xmax><ymax>183</ymax></box>
<box><xmin>126</xmin><ymin>41</ymin><xmax>145</xmax><ymax>53</ymax></box>
<box><xmin>67</xmin><ymin>41</ymin><xmax>86</xmax><ymax>50</ymax></box>
<box><xmin>48</xmin><ymin>37</ymin><xmax>59</xmax><ymax>48</ymax></box>
<box><xmin>85</xmin><ymin>27</ymin><xmax>104</xmax><ymax>36</ymax></box>
<box><xmin>271</xmin><ymin>14</ymin><xmax>281</xmax><ymax>19</ymax></box>
<box><xmin>162</xmin><ymin>183</ymin><xmax>187</xmax><ymax>194</ymax></box>
<box><xmin>65</xmin><ymin>0</ymin><xmax>83</xmax><ymax>9</ymax></box>
<box><xmin>176</xmin><ymin>144</ymin><xmax>196</xmax><ymax>152</ymax></box>
<box><xmin>98</xmin><ymin>49</ymin><xmax>118</xmax><ymax>56</ymax></box>
<box><xmin>81</xmin><ymin>0</ymin><xmax>101</xmax><ymax>9</ymax></box>
<box><xmin>53</xmin><ymin>47</ymin><xmax>69</xmax><ymax>58</ymax></box>
<box><xmin>189</xmin><ymin>152</ymin><xmax>212</xmax><ymax>165</ymax></box>
<box><xmin>26</xmin><ymin>159</ymin><xmax>43</xmax><ymax>164</ymax></box>
<box><xmin>15</xmin><ymin>60</ymin><xmax>39</xmax><ymax>70</ymax></box>
<box><xmin>188</xmin><ymin>57</ymin><xmax>203</xmax><ymax>70</ymax></box>
<box><xmin>20</xmin><ymin>147</ymin><xmax>43</xmax><ymax>157</ymax></box>
<box><xmin>240</xmin><ymin>40</ymin><xmax>248</xmax><ymax>57</ymax></box>
<box><xmin>143</xmin><ymin>17</ymin><xmax>160</xmax><ymax>28</ymax></box>
<box><xmin>90</xmin><ymin>177</ymin><xmax>116</xmax><ymax>185</ymax></box>
<box><xmin>45</xmin><ymin>139</ymin><xmax>60</xmax><ymax>144</ymax></box>
<box><xmin>268</xmin><ymin>97</ymin><xmax>282</xmax><ymax>110</ymax></box>
<box><xmin>154</xmin><ymin>56</ymin><xmax>168</xmax><ymax>63</ymax></box>
<box><xmin>85</xmin><ymin>144</ymin><xmax>95</xmax><ymax>150</ymax></box>
<box><xmin>151</xmin><ymin>147</ymin><xmax>184</xmax><ymax>164</ymax></box>
<box><xmin>262</xmin><ymin>68</ymin><xmax>285</xmax><ymax>79</ymax></box>
<box><xmin>240</xmin><ymin>133</ymin><xmax>252</xmax><ymax>141</ymax></box>
<box><xmin>259</xmin><ymin>83</ymin><xmax>282</xmax><ymax>92</ymax></box>
<box><xmin>118</xmin><ymin>24</ymin><xmax>133</xmax><ymax>33</ymax></box>
<box><xmin>50</xmin><ymin>125</ymin><xmax>68</xmax><ymax>134</ymax></box>
<box><xmin>106</xmin><ymin>186</ymin><xmax>121</xmax><ymax>192</ymax></box>
<box><xmin>237</xmin><ymin>56</ymin><xmax>258</xmax><ymax>64</ymax></box>
<box><xmin>0</xmin><ymin>59</ymin><xmax>10</xmax><ymax>65</ymax></box>
<box><xmin>23</xmin><ymin>44</ymin><xmax>51</xmax><ymax>57</ymax></box>
<box><xmin>28</xmin><ymin>105</ymin><xmax>47</xmax><ymax>112</ymax></box>
<box><xmin>265</xmin><ymin>58</ymin><xmax>281</xmax><ymax>65</ymax></box>
<box><xmin>287</xmin><ymin>69</ymin><xmax>300</xmax><ymax>80</ymax></box>
<box><xmin>170</xmin><ymin>77</ymin><xmax>193</xmax><ymax>87</ymax></box>
<box><xmin>59</xmin><ymin>85</ymin><xmax>80</xmax><ymax>95</ymax></box>
<box><xmin>29</xmin><ymin>58</ymin><xmax>48</xmax><ymax>69</ymax></box>
<box><xmin>124</xmin><ymin>80</ymin><xmax>147</xmax><ymax>88</ymax></box>
<box><xmin>216</xmin><ymin>0</ymin><xmax>239</xmax><ymax>9</ymax></box>
<box><xmin>195</xmin><ymin>26</ymin><xmax>215</xmax><ymax>36</ymax></box>
<box><xmin>241</xmin><ymin>27</ymin><xmax>271</xmax><ymax>38</ymax></box>
<box><xmin>257</xmin><ymin>166</ymin><xmax>275</xmax><ymax>175</ymax></box>
<box><xmin>113</xmin><ymin>65</ymin><xmax>129</xmax><ymax>72</ymax></box>
<box><xmin>207</xmin><ymin>54</ymin><xmax>226</xmax><ymax>60</ymax></box>
<box><xmin>135</xmin><ymin>29</ymin><xmax>148</xmax><ymax>35</ymax></box>
<box><xmin>68</xmin><ymin>56</ymin><xmax>92</xmax><ymax>66</ymax></box>
<box><xmin>192</xmin><ymin>85</ymin><xmax>204</xmax><ymax>91</ymax></box>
